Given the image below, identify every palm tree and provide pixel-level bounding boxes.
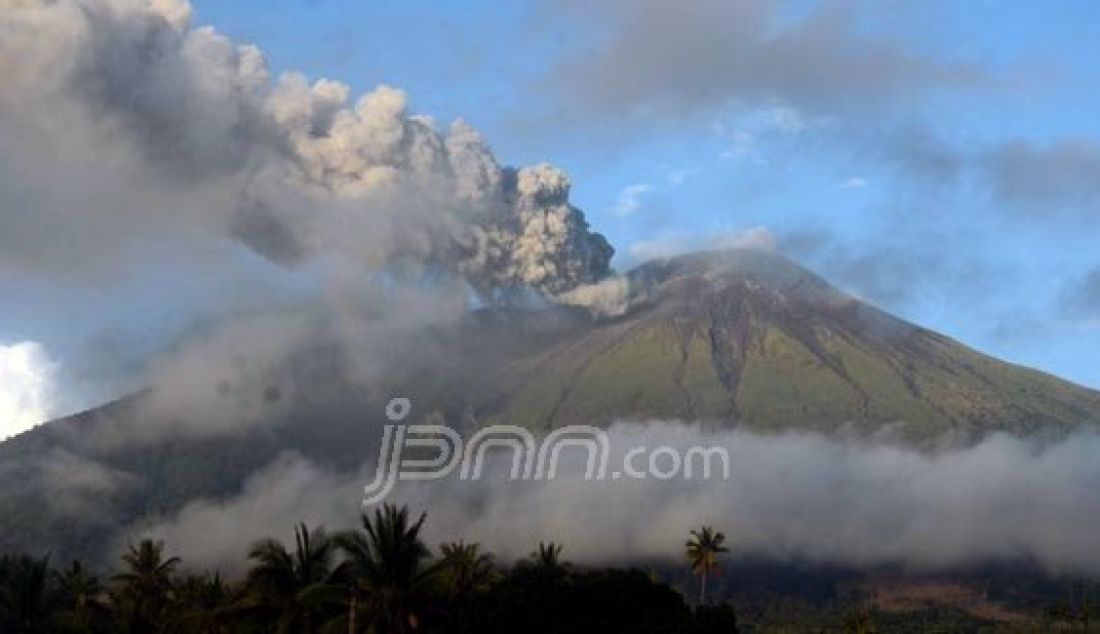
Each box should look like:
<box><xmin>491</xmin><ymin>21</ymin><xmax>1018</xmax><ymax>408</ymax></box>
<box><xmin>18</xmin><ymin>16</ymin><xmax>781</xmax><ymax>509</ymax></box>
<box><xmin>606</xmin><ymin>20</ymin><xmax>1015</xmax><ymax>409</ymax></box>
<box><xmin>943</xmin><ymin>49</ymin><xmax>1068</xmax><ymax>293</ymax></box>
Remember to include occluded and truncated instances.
<box><xmin>527</xmin><ymin>542</ymin><xmax>567</xmax><ymax>574</ymax></box>
<box><xmin>685</xmin><ymin>526</ymin><xmax>727</xmax><ymax>606</ymax></box>
<box><xmin>842</xmin><ymin>604</ymin><xmax>873</xmax><ymax>634</ymax></box>
<box><xmin>334</xmin><ymin>504</ymin><xmax>435</xmax><ymax>633</ymax></box>
<box><xmin>1070</xmin><ymin>579</ymin><xmax>1093</xmax><ymax>632</ymax></box>
<box><xmin>437</xmin><ymin>541</ymin><xmax>495</xmax><ymax>628</ymax></box>
<box><xmin>438</xmin><ymin>542</ymin><xmax>496</xmax><ymax>598</ymax></box>
<box><xmin>169</xmin><ymin>572</ymin><xmax>233</xmax><ymax>633</ymax></box>
<box><xmin>241</xmin><ymin>523</ymin><xmax>341</xmax><ymax>633</ymax></box>
<box><xmin>0</xmin><ymin>554</ymin><xmax>58</xmax><ymax>633</ymax></box>
<box><xmin>54</xmin><ymin>560</ymin><xmax>108</xmax><ymax>631</ymax></box>
<box><xmin>112</xmin><ymin>539</ymin><xmax>181</xmax><ymax>631</ymax></box>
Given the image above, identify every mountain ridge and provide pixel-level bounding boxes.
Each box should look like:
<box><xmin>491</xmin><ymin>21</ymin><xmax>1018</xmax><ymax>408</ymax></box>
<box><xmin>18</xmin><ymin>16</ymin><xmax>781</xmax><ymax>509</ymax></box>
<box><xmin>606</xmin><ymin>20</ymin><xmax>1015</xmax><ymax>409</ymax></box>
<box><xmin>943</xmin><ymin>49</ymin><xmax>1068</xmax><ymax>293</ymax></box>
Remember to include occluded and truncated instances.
<box><xmin>11</xmin><ymin>248</ymin><xmax>1100</xmax><ymax>444</ymax></box>
<box><xmin>3</xmin><ymin>248</ymin><xmax>1100</xmax><ymax>562</ymax></box>
<box><xmin>462</xmin><ymin>249</ymin><xmax>1100</xmax><ymax>443</ymax></box>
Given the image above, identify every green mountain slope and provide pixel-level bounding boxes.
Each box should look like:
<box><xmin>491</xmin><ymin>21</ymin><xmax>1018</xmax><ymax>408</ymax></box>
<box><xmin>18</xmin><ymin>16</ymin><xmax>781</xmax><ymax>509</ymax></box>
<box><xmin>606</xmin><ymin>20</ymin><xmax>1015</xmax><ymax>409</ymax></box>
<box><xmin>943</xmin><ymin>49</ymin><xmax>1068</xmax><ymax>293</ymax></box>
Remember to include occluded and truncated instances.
<box><xmin>472</xmin><ymin>250</ymin><xmax>1100</xmax><ymax>442</ymax></box>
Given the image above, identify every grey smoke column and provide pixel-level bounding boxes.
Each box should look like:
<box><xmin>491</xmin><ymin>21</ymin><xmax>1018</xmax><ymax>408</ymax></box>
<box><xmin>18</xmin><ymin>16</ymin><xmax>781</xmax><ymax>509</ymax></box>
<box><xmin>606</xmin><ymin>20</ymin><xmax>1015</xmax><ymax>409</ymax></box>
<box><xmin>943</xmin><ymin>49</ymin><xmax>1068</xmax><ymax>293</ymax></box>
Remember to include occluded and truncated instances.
<box><xmin>0</xmin><ymin>0</ymin><xmax>613</xmax><ymax>297</ymax></box>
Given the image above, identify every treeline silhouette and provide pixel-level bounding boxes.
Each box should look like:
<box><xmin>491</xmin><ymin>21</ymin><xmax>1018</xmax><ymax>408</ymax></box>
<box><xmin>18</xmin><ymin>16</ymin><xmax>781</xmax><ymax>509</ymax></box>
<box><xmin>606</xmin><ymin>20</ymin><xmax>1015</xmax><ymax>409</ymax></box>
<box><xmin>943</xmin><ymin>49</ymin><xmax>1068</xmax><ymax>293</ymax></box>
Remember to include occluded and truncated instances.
<box><xmin>0</xmin><ymin>504</ymin><xmax>738</xmax><ymax>633</ymax></box>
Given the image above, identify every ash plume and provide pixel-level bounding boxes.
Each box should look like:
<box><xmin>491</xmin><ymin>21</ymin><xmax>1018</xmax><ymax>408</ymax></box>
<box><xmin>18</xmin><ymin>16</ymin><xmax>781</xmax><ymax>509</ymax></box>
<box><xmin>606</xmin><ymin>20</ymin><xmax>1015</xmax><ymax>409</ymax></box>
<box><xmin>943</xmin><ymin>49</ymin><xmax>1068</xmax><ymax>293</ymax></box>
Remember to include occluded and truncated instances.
<box><xmin>0</xmin><ymin>0</ymin><xmax>613</xmax><ymax>297</ymax></box>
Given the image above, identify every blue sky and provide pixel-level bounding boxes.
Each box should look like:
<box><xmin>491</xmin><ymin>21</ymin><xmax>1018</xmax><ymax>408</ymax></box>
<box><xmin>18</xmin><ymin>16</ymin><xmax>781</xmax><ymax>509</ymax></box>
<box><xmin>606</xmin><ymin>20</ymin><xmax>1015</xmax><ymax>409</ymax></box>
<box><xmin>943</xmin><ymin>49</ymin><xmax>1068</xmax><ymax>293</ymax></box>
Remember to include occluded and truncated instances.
<box><xmin>184</xmin><ymin>0</ymin><xmax>1100</xmax><ymax>386</ymax></box>
<box><xmin>2</xmin><ymin>0</ymin><xmax>1099</xmax><ymax>432</ymax></box>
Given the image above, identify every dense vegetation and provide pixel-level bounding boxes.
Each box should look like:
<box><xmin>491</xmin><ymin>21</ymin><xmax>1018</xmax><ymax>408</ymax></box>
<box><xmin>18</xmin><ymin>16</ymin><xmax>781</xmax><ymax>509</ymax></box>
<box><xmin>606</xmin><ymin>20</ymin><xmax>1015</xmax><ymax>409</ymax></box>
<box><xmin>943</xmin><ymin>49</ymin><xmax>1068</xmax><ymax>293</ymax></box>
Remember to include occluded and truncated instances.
<box><xmin>0</xmin><ymin>504</ymin><xmax>739</xmax><ymax>633</ymax></box>
<box><xmin>3</xmin><ymin>503</ymin><xmax>1096</xmax><ymax>632</ymax></box>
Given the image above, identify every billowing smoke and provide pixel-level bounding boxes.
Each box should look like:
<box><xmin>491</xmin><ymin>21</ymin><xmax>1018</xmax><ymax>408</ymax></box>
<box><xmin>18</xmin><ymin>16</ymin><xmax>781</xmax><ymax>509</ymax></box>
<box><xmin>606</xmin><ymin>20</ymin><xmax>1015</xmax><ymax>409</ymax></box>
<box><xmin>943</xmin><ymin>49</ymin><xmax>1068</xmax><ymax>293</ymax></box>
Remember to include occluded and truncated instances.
<box><xmin>0</xmin><ymin>0</ymin><xmax>612</xmax><ymax>297</ymax></box>
<box><xmin>554</xmin><ymin>275</ymin><xmax>632</xmax><ymax>317</ymax></box>
<box><xmin>77</xmin><ymin>285</ymin><xmax>475</xmax><ymax>445</ymax></box>
<box><xmin>135</xmin><ymin>422</ymin><xmax>1100</xmax><ymax>577</ymax></box>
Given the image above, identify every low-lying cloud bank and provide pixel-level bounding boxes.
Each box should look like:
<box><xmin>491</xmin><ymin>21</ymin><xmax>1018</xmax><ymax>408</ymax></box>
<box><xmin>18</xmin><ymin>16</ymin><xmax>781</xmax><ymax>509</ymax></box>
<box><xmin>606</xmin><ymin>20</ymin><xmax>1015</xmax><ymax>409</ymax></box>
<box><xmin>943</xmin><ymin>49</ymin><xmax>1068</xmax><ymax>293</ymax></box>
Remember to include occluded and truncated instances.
<box><xmin>136</xmin><ymin>422</ymin><xmax>1100</xmax><ymax>576</ymax></box>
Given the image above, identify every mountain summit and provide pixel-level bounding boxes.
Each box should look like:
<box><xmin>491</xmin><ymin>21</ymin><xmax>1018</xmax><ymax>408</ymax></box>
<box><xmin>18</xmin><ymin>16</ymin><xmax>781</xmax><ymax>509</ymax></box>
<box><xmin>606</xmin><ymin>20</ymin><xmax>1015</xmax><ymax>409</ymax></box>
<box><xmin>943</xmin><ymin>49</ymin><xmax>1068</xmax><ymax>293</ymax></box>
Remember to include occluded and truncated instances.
<box><xmin>470</xmin><ymin>249</ymin><xmax>1100</xmax><ymax>442</ymax></box>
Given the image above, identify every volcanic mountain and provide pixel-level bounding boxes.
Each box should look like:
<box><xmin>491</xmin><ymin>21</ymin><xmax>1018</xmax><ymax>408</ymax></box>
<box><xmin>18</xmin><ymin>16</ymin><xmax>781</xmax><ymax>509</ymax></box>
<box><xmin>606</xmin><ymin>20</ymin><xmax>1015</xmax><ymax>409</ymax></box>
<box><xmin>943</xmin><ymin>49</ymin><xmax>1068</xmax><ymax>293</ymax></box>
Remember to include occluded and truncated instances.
<box><xmin>468</xmin><ymin>249</ymin><xmax>1100</xmax><ymax>442</ymax></box>
<box><xmin>2</xmin><ymin>248</ymin><xmax>1099</xmax><ymax>561</ymax></box>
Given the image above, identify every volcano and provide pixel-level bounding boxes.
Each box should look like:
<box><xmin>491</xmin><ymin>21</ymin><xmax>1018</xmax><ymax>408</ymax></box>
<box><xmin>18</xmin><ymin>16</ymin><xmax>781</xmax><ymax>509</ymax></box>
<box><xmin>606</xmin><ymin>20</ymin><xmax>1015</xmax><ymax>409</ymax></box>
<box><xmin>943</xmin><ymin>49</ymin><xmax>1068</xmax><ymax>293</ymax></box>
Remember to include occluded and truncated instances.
<box><xmin>2</xmin><ymin>249</ymin><xmax>1099</xmax><ymax>562</ymax></box>
<box><xmin>468</xmin><ymin>249</ymin><xmax>1100</xmax><ymax>442</ymax></box>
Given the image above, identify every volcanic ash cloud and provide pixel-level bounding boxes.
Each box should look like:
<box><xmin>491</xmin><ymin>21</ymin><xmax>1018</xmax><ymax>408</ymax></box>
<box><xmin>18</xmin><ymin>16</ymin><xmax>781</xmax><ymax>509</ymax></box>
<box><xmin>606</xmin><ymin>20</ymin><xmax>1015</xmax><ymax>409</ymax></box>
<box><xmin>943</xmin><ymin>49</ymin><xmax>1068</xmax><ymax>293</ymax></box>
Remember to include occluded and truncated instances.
<box><xmin>0</xmin><ymin>0</ymin><xmax>613</xmax><ymax>297</ymax></box>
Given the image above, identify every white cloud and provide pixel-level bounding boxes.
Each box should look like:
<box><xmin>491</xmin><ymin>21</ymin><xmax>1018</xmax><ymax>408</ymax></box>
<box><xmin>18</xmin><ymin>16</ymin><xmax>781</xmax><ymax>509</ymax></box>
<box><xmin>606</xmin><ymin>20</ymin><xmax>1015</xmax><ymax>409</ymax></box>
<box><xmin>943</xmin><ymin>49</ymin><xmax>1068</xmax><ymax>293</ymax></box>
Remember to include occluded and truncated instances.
<box><xmin>717</xmin><ymin>107</ymin><xmax>810</xmax><ymax>162</ymax></box>
<box><xmin>720</xmin><ymin>131</ymin><xmax>755</xmax><ymax>160</ymax></box>
<box><xmin>611</xmin><ymin>183</ymin><xmax>654</xmax><ymax>217</ymax></box>
<box><xmin>665</xmin><ymin>168</ymin><xmax>691</xmax><ymax>187</ymax></box>
<box><xmin>628</xmin><ymin>226</ymin><xmax>776</xmax><ymax>262</ymax></box>
<box><xmin>712</xmin><ymin>225</ymin><xmax>777</xmax><ymax>251</ymax></box>
<box><xmin>840</xmin><ymin>176</ymin><xmax>869</xmax><ymax>189</ymax></box>
<box><xmin>764</xmin><ymin>105</ymin><xmax>806</xmax><ymax>134</ymax></box>
<box><xmin>0</xmin><ymin>341</ymin><xmax>56</xmax><ymax>439</ymax></box>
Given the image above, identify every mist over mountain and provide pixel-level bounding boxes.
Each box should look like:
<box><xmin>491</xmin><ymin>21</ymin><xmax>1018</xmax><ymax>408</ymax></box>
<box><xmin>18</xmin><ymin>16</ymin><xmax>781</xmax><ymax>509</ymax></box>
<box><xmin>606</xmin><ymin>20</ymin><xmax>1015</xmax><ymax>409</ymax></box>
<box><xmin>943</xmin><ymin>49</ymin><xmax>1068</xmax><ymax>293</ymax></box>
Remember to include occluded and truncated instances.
<box><xmin>2</xmin><ymin>248</ymin><xmax>1099</xmax><ymax>571</ymax></box>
